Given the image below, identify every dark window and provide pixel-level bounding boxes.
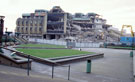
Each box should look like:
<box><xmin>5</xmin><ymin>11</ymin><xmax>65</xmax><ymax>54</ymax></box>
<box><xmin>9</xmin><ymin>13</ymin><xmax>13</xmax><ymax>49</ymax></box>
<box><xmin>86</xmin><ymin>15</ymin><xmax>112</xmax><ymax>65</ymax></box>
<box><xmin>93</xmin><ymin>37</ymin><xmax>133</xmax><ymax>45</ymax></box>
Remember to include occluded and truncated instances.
<box><xmin>30</xmin><ymin>27</ymin><xmax>32</xmax><ymax>33</ymax></box>
<box><xmin>26</xmin><ymin>21</ymin><xmax>28</xmax><ymax>26</ymax></box>
<box><xmin>17</xmin><ymin>27</ymin><xmax>19</xmax><ymax>32</ymax></box>
<box><xmin>21</xmin><ymin>27</ymin><xmax>24</xmax><ymax>33</ymax></box>
<box><xmin>17</xmin><ymin>21</ymin><xmax>20</xmax><ymax>26</ymax></box>
<box><xmin>22</xmin><ymin>21</ymin><xmax>24</xmax><ymax>26</ymax></box>
<box><xmin>40</xmin><ymin>21</ymin><xmax>43</xmax><ymax>26</ymax></box>
<box><xmin>39</xmin><ymin>27</ymin><xmax>42</xmax><ymax>32</ymax></box>
<box><xmin>26</xmin><ymin>27</ymin><xmax>28</xmax><ymax>32</ymax></box>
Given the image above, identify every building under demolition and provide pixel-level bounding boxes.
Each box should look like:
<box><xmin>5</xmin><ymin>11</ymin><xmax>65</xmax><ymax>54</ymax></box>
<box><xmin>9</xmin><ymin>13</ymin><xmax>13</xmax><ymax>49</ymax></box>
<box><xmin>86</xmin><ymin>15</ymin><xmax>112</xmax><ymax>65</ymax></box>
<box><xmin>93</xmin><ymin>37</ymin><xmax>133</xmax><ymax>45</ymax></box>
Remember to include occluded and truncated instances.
<box><xmin>72</xmin><ymin>13</ymin><xmax>111</xmax><ymax>31</ymax></box>
<box><xmin>16</xmin><ymin>6</ymin><xmax>67</xmax><ymax>39</ymax></box>
<box><xmin>16</xmin><ymin>6</ymin><xmax>120</xmax><ymax>42</ymax></box>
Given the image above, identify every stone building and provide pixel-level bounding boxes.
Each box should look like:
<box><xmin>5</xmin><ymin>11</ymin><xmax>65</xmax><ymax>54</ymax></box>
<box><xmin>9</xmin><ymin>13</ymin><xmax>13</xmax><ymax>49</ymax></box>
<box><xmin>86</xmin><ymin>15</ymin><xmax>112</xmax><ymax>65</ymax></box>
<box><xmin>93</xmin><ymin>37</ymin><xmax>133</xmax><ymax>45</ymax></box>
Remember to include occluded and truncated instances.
<box><xmin>16</xmin><ymin>6</ymin><xmax>112</xmax><ymax>40</ymax></box>
<box><xmin>16</xmin><ymin>6</ymin><xmax>67</xmax><ymax>39</ymax></box>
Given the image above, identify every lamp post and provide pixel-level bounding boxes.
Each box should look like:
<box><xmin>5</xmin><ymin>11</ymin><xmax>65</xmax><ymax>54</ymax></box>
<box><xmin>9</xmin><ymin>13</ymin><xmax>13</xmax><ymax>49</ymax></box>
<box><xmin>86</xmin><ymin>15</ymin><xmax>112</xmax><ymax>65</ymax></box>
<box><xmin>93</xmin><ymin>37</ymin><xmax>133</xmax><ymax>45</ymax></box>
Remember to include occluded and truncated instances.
<box><xmin>104</xmin><ymin>35</ymin><xmax>108</xmax><ymax>48</ymax></box>
<box><xmin>130</xmin><ymin>35</ymin><xmax>134</xmax><ymax>57</ymax></box>
<box><xmin>5</xmin><ymin>27</ymin><xmax>7</xmax><ymax>47</ymax></box>
<box><xmin>131</xmin><ymin>35</ymin><xmax>134</xmax><ymax>56</ymax></box>
<box><xmin>0</xmin><ymin>16</ymin><xmax>5</xmax><ymax>53</ymax></box>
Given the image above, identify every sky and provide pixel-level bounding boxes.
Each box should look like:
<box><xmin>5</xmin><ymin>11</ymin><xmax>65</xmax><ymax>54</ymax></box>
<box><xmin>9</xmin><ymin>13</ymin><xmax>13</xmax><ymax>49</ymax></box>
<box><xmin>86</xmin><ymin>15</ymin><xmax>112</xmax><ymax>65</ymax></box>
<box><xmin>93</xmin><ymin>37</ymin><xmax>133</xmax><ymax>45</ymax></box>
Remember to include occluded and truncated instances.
<box><xmin>0</xmin><ymin>0</ymin><xmax>135</xmax><ymax>33</ymax></box>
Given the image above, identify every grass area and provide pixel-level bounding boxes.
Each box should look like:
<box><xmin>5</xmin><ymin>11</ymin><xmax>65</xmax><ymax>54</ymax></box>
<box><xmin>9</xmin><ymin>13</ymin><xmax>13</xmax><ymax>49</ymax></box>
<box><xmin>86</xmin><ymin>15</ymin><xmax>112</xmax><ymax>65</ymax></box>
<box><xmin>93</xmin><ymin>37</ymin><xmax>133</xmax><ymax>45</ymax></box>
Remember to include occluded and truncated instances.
<box><xmin>108</xmin><ymin>46</ymin><xmax>135</xmax><ymax>49</ymax></box>
<box><xmin>16</xmin><ymin>49</ymin><xmax>94</xmax><ymax>58</ymax></box>
<box><xmin>19</xmin><ymin>44</ymin><xmax>65</xmax><ymax>48</ymax></box>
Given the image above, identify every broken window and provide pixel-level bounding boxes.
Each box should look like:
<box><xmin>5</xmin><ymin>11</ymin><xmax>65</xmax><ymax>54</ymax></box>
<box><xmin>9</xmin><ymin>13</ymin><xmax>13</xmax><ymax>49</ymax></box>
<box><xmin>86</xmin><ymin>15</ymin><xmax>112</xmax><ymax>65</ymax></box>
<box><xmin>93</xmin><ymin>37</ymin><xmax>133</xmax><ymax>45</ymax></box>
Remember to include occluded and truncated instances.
<box><xmin>48</xmin><ymin>13</ymin><xmax>64</xmax><ymax>22</ymax></box>
<box><xmin>26</xmin><ymin>21</ymin><xmax>28</xmax><ymax>26</ymax></box>
<box><xmin>39</xmin><ymin>27</ymin><xmax>42</xmax><ymax>32</ymax></box>
<box><xmin>17</xmin><ymin>21</ymin><xmax>20</xmax><ymax>26</ymax></box>
<box><xmin>47</xmin><ymin>13</ymin><xmax>65</xmax><ymax>34</ymax></box>
<box><xmin>22</xmin><ymin>21</ymin><xmax>24</xmax><ymax>26</ymax></box>
<box><xmin>26</xmin><ymin>27</ymin><xmax>28</xmax><ymax>32</ymax></box>
<box><xmin>30</xmin><ymin>27</ymin><xmax>32</xmax><ymax>33</ymax></box>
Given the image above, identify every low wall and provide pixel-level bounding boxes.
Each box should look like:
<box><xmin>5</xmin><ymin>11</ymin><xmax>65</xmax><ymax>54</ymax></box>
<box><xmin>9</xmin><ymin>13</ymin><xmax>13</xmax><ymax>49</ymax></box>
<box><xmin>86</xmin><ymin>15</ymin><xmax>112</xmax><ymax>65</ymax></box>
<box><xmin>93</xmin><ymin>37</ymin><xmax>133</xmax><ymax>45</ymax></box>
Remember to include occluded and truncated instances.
<box><xmin>4</xmin><ymin>47</ymin><xmax>55</xmax><ymax>66</ymax></box>
<box><xmin>52</xmin><ymin>53</ymin><xmax>104</xmax><ymax>65</ymax></box>
<box><xmin>4</xmin><ymin>47</ymin><xmax>104</xmax><ymax>66</ymax></box>
<box><xmin>0</xmin><ymin>53</ymin><xmax>32</xmax><ymax>69</ymax></box>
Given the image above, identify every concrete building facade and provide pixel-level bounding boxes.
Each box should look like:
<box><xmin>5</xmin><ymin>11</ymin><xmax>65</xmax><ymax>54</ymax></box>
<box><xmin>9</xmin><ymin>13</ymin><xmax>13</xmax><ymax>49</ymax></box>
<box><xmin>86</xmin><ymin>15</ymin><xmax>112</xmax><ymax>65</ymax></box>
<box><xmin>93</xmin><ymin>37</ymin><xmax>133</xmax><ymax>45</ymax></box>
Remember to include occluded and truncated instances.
<box><xmin>16</xmin><ymin>6</ymin><xmax>67</xmax><ymax>39</ymax></box>
<box><xmin>16</xmin><ymin>6</ymin><xmax>112</xmax><ymax>40</ymax></box>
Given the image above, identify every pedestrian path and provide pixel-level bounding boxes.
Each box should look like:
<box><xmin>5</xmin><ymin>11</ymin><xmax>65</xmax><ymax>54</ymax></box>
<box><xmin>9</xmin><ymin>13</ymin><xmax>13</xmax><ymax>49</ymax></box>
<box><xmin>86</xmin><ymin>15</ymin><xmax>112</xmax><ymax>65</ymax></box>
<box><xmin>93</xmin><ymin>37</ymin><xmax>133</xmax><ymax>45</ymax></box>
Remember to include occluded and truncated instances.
<box><xmin>0</xmin><ymin>47</ymin><xmax>134</xmax><ymax>82</ymax></box>
<box><xmin>0</xmin><ymin>65</ymin><xmax>73</xmax><ymax>82</ymax></box>
<box><xmin>31</xmin><ymin>48</ymin><xmax>134</xmax><ymax>82</ymax></box>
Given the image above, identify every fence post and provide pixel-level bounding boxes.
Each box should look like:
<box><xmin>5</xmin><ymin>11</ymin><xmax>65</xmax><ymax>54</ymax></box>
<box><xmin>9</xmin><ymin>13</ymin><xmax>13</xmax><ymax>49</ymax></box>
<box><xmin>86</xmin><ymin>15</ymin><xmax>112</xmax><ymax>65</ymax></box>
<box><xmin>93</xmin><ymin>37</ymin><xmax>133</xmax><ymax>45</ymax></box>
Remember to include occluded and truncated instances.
<box><xmin>27</xmin><ymin>55</ymin><xmax>30</xmax><ymax>76</ymax></box>
<box><xmin>52</xmin><ymin>65</ymin><xmax>54</xmax><ymax>79</ymax></box>
<box><xmin>68</xmin><ymin>65</ymin><xmax>70</xmax><ymax>80</ymax></box>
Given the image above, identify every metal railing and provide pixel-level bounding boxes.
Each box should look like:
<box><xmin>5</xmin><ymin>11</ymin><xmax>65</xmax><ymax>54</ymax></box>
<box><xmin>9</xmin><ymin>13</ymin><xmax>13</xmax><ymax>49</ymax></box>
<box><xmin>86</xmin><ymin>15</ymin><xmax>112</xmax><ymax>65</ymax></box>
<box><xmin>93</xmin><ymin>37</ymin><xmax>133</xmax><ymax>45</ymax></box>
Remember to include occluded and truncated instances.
<box><xmin>27</xmin><ymin>55</ymin><xmax>30</xmax><ymax>76</ymax></box>
<box><xmin>51</xmin><ymin>63</ymin><xmax>71</xmax><ymax>80</ymax></box>
<box><xmin>27</xmin><ymin>55</ymin><xmax>71</xmax><ymax>80</ymax></box>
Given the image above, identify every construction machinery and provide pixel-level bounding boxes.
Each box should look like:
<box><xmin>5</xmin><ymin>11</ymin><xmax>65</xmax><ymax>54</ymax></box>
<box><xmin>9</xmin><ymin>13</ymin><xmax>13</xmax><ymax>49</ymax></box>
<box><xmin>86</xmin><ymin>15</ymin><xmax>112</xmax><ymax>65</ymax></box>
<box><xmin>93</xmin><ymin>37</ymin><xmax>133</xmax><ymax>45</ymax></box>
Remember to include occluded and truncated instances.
<box><xmin>121</xmin><ymin>25</ymin><xmax>134</xmax><ymax>37</ymax></box>
<box><xmin>120</xmin><ymin>25</ymin><xmax>135</xmax><ymax>46</ymax></box>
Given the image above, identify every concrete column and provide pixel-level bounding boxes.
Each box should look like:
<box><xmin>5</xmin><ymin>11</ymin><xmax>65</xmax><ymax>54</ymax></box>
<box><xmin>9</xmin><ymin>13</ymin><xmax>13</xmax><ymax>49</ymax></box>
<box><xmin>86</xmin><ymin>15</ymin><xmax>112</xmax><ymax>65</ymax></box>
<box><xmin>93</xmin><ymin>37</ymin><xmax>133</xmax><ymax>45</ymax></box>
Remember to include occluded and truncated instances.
<box><xmin>32</xmin><ymin>20</ymin><xmax>35</xmax><ymax>34</ymax></box>
<box><xmin>46</xmin><ymin>35</ymin><xmax>50</xmax><ymax>40</ymax></box>
<box><xmin>28</xmin><ymin>20</ymin><xmax>30</xmax><ymax>36</ymax></box>
<box><xmin>64</xmin><ymin>13</ymin><xmax>67</xmax><ymax>34</ymax></box>
<box><xmin>43</xmin><ymin>13</ymin><xmax>48</xmax><ymax>34</ymax></box>
<box><xmin>55</xmin><ymin>35</ymin><xmax>60</xmax><ymax>40</ymax></box>
<box><xmin>37</xmin><ymin>20</ymin><xmax>40</xmax><ymax>34</ymax></box>
<box><xmin>19</xmin><ymin>20</ymin><xmax>22</xmax><ymax>33</ymax></box>
<box><xmin>24</xmin><ymin>20</ymin><xmax>26</xmax><ymax>34</ymax></box>
<box><xmin>61</xmin><ymin>35</ymin><xmax>65</xmax><ymax>38</ymax></box>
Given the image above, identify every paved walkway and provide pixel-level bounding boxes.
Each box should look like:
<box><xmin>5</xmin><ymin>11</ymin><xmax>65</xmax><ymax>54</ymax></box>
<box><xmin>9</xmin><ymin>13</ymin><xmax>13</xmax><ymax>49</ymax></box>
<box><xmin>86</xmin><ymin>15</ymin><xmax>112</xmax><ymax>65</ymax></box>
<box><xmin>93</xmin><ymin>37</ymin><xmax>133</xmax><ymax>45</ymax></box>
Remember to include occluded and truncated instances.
<box><xmin>0</xmin><ymin>47</ymin><xmax>73</xmax><ymax>82</ymax></box>
<box><xmin>0</xmin><ymin>65</ymin><xmax>73</xmax><ymax>82</ymax></box>
<box><xmin>31</xmin><ymin>48</ymin><xmax>134</xmax><ymax>82</ymax></box>
<box><xmin>0</xmin><ymin>47</ymin><xmax>134</xmax><ymax>82</ymax></box>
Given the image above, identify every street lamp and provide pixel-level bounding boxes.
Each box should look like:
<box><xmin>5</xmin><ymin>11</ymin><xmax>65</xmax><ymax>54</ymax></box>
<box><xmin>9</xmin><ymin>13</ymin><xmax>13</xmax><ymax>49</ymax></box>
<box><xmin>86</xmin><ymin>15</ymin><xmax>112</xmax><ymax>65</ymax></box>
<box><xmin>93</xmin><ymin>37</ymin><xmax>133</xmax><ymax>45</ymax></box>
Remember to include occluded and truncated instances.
<box><xmin>5</xmin><ymin>27</ymin><xmax>8</xmax><ymax>47</ymax></box>
<box><xmin>131</xmin><ymin>35</ymin><xmax>134</xmax><ymax>56</ymax></box>
<box><xmin>0</xmin><ymin>16</ymin><xmax>5</xmax><ymax>53</ymax></box>
<box><xmin>130</xmin><ymin>34</ymin><xmax>134</xmax><ymax>57</ymax></box>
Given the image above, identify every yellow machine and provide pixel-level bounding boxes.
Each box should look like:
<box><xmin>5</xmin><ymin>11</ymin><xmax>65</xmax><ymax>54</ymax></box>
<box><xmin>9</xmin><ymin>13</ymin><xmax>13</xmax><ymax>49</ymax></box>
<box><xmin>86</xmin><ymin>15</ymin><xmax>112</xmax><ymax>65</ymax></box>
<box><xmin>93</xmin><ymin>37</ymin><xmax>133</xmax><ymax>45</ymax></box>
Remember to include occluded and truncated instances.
<box><xmin>121</xmin><ymin>25</ymin><xmax>135</xmax><ymax>56</ymax></box>
<box><xmin>121</xmin><ymin>25</ymin><xmax>134</xmax><ymax>37</ymax></box>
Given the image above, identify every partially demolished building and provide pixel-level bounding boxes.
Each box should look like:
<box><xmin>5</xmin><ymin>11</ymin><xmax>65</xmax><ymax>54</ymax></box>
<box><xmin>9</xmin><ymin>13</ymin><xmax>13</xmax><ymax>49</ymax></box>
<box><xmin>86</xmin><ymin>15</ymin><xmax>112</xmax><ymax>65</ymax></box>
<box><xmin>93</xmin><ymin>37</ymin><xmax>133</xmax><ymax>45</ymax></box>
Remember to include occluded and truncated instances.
<box><xmin>72</xmin><ymin>13</ymin><xmax>111</xmax><ymax>31</ymax></box>
<box><xmin>16</xmin><ymin>6</ymin><xmax>120</xmax><ymax>42</ymax></box>
<box><xmin>16</xmin><ymin>6</ymin><xmax>67</xmax><ymax>39</ymax></box>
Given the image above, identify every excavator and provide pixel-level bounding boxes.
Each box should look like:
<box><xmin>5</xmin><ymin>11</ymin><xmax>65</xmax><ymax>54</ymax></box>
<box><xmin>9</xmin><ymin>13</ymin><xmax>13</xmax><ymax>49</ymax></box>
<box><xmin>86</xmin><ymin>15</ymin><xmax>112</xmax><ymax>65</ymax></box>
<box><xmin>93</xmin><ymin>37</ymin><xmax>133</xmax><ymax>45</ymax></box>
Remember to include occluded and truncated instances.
<box><xmin>120</xmin><ymin>25</ymin><xmax>135</xmax><ymax>46</ymax></box>
<box><xmin>121</xmin><ymin>25</ymin><xmax>135</xmax><ymax>56</ymax></box>
<box><xmin>121</xmin><ymin>25</ymin><xmax>134</xmax><ymax>37</ymax></box>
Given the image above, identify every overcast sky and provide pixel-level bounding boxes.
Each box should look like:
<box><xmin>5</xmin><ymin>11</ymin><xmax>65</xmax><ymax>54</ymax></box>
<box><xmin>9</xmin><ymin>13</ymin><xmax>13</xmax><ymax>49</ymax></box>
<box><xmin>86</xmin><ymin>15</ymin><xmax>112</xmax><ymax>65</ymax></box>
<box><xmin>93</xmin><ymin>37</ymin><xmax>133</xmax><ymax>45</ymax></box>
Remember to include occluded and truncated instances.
<box><xmin>0</xmin><ymin>0</ymin><xmax>135</xmax><ymax>33</ymax></box>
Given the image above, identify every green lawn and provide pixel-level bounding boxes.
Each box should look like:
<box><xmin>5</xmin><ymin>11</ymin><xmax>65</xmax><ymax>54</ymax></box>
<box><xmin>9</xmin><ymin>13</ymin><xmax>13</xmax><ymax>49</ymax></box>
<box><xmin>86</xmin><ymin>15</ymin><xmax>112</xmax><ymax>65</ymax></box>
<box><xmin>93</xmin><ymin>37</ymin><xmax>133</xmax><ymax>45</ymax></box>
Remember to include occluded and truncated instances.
<box><xmin>108</xmin><ymin>46</ymin><xmax>135</xmax><ymax>49</ymax></box>
<box><xmin>16</xmin><ymin>49</ymin><xmax>94</xmax><ymax>58</ymax></box>
<box><xmin>19</xmin><ymin>44</ymin><xmax>65</xmax><ymax>48</ymax></box>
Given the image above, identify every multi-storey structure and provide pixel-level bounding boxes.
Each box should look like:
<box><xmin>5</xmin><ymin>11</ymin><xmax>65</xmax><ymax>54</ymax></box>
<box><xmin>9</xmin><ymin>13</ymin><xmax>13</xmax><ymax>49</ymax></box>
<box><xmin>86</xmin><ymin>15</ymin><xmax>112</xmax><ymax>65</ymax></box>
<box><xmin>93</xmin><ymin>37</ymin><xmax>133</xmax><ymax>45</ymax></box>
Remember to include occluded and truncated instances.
<box><xmin>16</xmin><ymin>6</ymin><xmax>67</xmax><ymax>39</ymax></box>
<box><xmin>16</xmin><ymin>6</ymin><xmax>112</xmax><ymax>40</ymax></box>
<box><xmin>72</xmin><ymin>13</ymin><xmax>111</xmax><ymax>31</ymax></box>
